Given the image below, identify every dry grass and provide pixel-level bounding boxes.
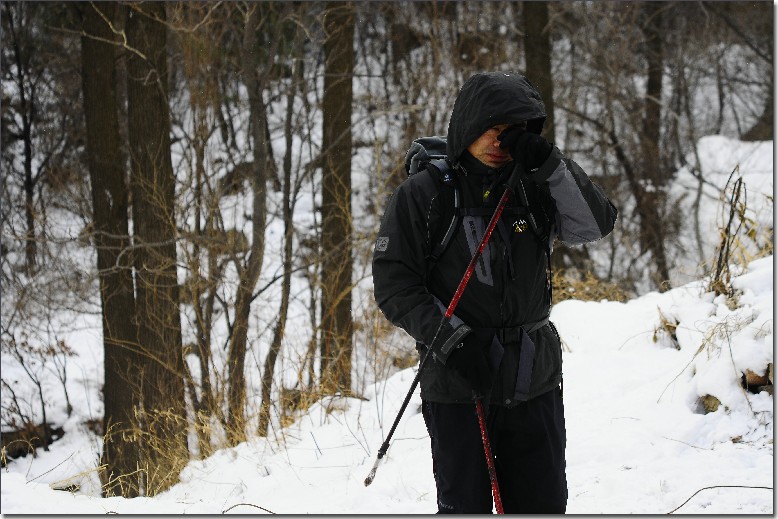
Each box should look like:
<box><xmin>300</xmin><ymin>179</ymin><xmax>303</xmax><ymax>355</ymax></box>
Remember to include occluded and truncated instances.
<box><xmin>707</xmin><ymin>172</ymin><xmax>773</xmax><ymax>302</ymax></box>
<box><xmin>100</xmin><ymin>408</ymin><xmax>191</xmax><ymax>497</ymax></box>
<box><xmin>552</xmin><ymin>269</ymin><xmax>630</xmax><ymax>304</ymax></box>
<box><xmin>653</xmin><ymin>307</ymin><xmax>680</xmax><ymax>350</ymax></box>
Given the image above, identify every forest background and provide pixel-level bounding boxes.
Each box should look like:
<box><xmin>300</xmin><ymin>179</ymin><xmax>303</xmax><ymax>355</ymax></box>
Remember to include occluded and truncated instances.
<box><xmin>1</xmin><ymin>1</ymin><xmax>773</xmax><ymax>498</ymax></box>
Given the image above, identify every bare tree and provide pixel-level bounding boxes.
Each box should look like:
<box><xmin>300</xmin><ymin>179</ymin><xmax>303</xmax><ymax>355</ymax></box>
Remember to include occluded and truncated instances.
<box><xmin>320</xmin><ymin>1</ymin><xmax>355</xmax><ymax>395</ymax></box>
<box><xmin>79</xmin><ymin>1</ymin><xmax>144</xmax><ymax>497</ymax></box>
<box><xmin>125</xmin><ymin>1</ymin><xmax>187</xmax><ymax>495</ymax></box>
<box><xmin>1</xmin><ymin>2</ymin><xmax>82</xmax><ymax>275</ymax></box>
<box><xmin>2</xmin><ymin>2</ymin><xmax>41</xmax><ymax>274</ymax></box>
<box><xmin>707</xmin><ymin>2</ymin><xmax>773</xmax><ymax>141</ymax></box>
<box><xmin>223</xmin><ymin>1</ymin><xmax>292</xmax><ymax>445</ymax></box>
<box><xmin>550</xmin><ymin>2</ymin><xmax>674</xmax><ymax>289</ymax></box>
<box><xmin>167</xmin><ymin>1</ymin><xmax>229</xmax><ymax>458</ymax></box>
<box><xmin>257</xmin><ymin>4</ymin><xmax>309</xmax><ymax>436</ymax></box>
<box><xmin>636</xmin><ymin>1</ymin><xmax>672</xmax><ymax>289</ymax></box>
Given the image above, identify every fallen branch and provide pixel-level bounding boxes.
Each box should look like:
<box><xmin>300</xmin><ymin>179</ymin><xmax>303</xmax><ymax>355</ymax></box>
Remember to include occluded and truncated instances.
<box><xmin>667</xmin><ymin>484</ymin><xmax>773</xmax><ymax>514</ymax></box>
<box><xmin>222</xmin><ymin>502</ymin><xmax>275</xmax><ymax>514</ymax></box>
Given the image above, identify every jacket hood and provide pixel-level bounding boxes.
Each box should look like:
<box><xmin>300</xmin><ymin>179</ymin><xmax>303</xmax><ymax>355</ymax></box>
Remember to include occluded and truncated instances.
<box><xmin>446</xmin><ymin>72</ymin><xmax>546</xmax><ymax>164</ymax></box>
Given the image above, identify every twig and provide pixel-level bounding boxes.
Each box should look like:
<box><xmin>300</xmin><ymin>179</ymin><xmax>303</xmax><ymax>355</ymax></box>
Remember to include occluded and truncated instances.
<box><xmin>667</xmin><ymin>485</ymin><xmax>773</xmax><ymax>514</ymax></box>
<box><xmin>27</xmin><ymin>452</ymin><xmax>75</xmax><ymax>482</ymax></box>
<box><xmin>222</xmin><ymin>502</ymin><xmax>275</xmax><ymax>514</ymax></box>
<box><xmin>310</xmin><ymin>431</ymin><xmax>323</xmax><ymax>458</ymax></box>
<box><xmin>658</xmin><ymin>436</ymin><xmax>711</xmax><ymax>451</ymax></box>
<box><xmin>657</xmin><ymin>341</ymin><xmax>705</xmax><ymax>403</ymax></box>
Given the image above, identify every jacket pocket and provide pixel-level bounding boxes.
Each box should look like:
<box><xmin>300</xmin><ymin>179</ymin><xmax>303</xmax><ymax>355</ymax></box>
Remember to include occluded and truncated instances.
<box><xmin>418</xmin><ymin>345</ymin><xmax>476</xmax><ymax>403</ymax></box>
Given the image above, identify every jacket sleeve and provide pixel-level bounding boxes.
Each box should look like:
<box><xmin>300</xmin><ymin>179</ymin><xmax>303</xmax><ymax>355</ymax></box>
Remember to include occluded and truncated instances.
<box><xmin>532</xmin><ymin>146</ymin><xmax>618</xmax><ymax>245</ymax></box>
<box><xmin>372</xmin><ymin>177</ymin><xmax>464</xmax><ymax>359</ymax></box>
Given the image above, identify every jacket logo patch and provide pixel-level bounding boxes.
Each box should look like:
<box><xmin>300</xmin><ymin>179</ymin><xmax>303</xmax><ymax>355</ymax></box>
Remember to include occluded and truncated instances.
<box><xmin>375</xmin><ymin>236</ymin><xmax>389</xmax><ymax>252</ymax></box>
<box><xmin>513</xmin><ymin>219</ymin><xmax>529</xmax><ymax>233</ymax></box>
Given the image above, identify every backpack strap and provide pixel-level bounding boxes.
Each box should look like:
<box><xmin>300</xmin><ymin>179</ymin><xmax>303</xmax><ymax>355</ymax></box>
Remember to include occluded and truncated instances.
<box><xmin>515</xmin><ymin>176</ymin><xmax>554</xmax><ymax>304</ymax></box>
<box><xmin>426</xmin><ymin>159</ymin><xmax>460</xmax><ymax>262</ymax></box>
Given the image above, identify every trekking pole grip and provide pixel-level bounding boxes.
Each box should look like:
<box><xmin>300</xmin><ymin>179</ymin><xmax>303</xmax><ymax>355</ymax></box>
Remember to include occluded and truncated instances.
<box><xmin>504</xmin><ymin>160</ymin><xmax>524</xmax><ymax>192</ymax></box>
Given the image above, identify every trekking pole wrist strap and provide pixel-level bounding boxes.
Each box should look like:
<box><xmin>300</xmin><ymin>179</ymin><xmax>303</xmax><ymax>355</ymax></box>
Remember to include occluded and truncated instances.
<box><xmin>433</xmin><ymin>323</ymin><xmax>471</xmax><ymax>362</ymax></box>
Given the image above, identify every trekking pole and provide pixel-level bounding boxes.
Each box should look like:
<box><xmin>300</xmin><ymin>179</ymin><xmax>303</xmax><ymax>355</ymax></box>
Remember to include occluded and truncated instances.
<box><xmin>475</xmin><ymin>396</ymin><xmax>504</xmax><ymax>514</ymax></box>
<box><xmin>364</xmin><ymin>166</ymin><xmax>519</xmax><ymax>488</ymax></box>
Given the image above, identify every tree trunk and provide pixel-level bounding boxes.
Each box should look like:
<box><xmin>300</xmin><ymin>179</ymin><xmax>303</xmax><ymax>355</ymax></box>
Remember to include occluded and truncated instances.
<box><xmin>125</xmin><ymin>1</ymin><xmax>187</xmax><ymax>495</ymax></box>
<box><xmin>224</xmin><ymin>3</ymin><xmax>274</xmax><ymax>446</ymax></box>
<box><xmin>258</xmin><ymin>23</ymin><xmax>304</xmax><ymax>435</ymax></box>
<box><xmin>320</xmin><ymin>2</ymin><xmax>354</xmax><ymax>395</ymax></box>
<box><xmin>639</xmin><ymin>1</ymin><xmax>671</xmax><ymax>289</ymax></box>
<box><xmin>742</xmin><ymin>86</ymin><xmax>773</xmax><ymax>141</ymax></box>
<box><xmin>523</xmin><ymin>1</ymin><xmax>555</xmax><ymax>144</ymax></box>
<box><xmin>173</xmin><ymin>2</ymin><xmax>222</xmax><ymax>457</ymax></box>
<box><xmin>523</xmin><ymin>0</ymin><xmax>570</xmax><ymax>273</ymax></box>
<box><xmin>5</xmin><ymin>3</ymin><xmax>39</xmax><ymax>274</ymax></box>
<box><xmin>80</xmin><ymin>2</ymin><xmax>143</xmax><ymax>498</ymax></box>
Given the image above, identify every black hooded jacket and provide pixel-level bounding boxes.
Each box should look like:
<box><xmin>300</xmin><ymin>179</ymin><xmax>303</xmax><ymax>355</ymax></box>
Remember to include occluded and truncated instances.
<box><xmin>373</xmin><ymin>72</ymin><xmax>617</xmax><ymax>404</ymax></box>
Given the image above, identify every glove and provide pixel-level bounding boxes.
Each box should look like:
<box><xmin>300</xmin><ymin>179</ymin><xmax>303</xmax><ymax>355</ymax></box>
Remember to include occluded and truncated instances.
<box><xmin>429</xmin><ymin>320</ymin><xmax>472</xmax><ymax>363</ymax></box>
<box><xmin>445</xmin><ymin>329</ymin><xmax>494</xmax><ymax>397</ymax></box>
<box><xmin>498</xmin><ymin>126</ymin><xmax>553</xmax><ymax>171</ymax></box>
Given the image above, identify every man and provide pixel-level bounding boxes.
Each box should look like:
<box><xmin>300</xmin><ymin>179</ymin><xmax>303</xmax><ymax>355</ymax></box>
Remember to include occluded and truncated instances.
<box><xmin>372</xmin><ymin>71</ymin><xmax>617</xmax><ymax>513</ymax></box>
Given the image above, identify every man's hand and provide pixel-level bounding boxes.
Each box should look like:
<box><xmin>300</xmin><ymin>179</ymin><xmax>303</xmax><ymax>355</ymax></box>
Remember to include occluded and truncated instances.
<box><xmin>446</xmin><ymin>330</ymin><xmax>494</xmax><ymax>397</ymax></box>
<box><xmin>498</xmin><ymin>126</ymin><xmax>552</xmax><ymax>171</ymax></box>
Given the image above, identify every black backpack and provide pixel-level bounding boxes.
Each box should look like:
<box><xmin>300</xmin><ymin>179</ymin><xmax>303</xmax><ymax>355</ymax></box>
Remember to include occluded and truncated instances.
<box><xmin>404</xmin><ymin>136</ymin><xmax>461</xmax><ymax>262</ymax></box>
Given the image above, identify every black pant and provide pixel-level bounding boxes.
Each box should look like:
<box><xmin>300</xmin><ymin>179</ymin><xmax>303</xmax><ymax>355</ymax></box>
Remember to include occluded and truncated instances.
<box><xmin>422</xmin><ymin>387</ymin><xmax>567</xmax><ymax>514</ymax></box>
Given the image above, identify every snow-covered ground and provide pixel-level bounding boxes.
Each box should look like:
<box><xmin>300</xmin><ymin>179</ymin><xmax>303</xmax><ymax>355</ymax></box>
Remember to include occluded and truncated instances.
<box><xmin>1</xmin><ymin>135</ymin><xmax>773</xmax><ymax>514</ymax></box>
<box><xmin>2</xmin><ymin>253</ymin><xmax>773</xmax><ymax>514</ymax></box>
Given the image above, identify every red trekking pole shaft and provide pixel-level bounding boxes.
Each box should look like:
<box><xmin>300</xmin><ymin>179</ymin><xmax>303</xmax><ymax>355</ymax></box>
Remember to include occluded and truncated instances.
<box><xmin>364</xmin><ymin>182</ymin><xmax>515</xmax><ymax>488</ymax></box>
<box><xmin>476</xmin><ymin>397</ymin><xmax>504</xmax><ymax>513</ymax></box>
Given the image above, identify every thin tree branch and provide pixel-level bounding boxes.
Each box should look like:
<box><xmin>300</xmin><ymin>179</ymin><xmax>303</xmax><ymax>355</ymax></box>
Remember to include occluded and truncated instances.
<box><xmin>667</xmin><ymin>485</ymin><xmax>773</xmax><ymax>514</ymax></box>
<box><xmin>222</xmin><ymin>502</ymin><xmax>275</xmax><ymax>514</ymax></box>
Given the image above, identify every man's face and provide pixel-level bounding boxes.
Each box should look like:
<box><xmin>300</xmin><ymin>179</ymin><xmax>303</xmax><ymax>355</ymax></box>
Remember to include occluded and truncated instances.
<box><xmin>466</xmin><ymin>123</ymin><xmax>512</xmax><ymax>169</ymax></box>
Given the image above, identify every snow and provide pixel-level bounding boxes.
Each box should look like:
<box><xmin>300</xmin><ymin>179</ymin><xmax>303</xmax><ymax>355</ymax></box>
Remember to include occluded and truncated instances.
<box><xmin>556</xmin><ymin>259</ymin><xmax>773</xmax><ymax>514</ymax></box>
<box><xmin>2</xmin><ymin>257</ymin><xmax>773</xmax><ymax>514</ymax></box>
<box><xmin>1</xmin><ymin>136</ymin><xmax>773</xmax><ymax>514</ymax></box>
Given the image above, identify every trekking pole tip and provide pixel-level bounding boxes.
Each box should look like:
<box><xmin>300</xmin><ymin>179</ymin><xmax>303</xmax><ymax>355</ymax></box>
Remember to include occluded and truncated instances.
<box><xmin>363</xmin><ymin>455</ymin><xmax>382</xmax><ymax>486</ymax></box>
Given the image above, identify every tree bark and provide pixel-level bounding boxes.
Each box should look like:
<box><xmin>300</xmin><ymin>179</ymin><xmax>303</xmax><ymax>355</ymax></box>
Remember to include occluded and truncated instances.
<box><xmin>639</xmin><ymin>1</ymin><xmax>671</xmax><ymax>289</ymax></box>
<box><xmin>125</xmin><ymin>1</ymin><xmax>187</xmax><ymax>494</ymax></box>
<box><xmin>523</xmin><ymin>1</ymin><xmax>555</xmax><ymax>144</ymax></box>
<box><xmin>320</xmin><ymin>2</ymin><xmax>354</xmax><ymax>394</ymax></box>
<box><xmin>80</xmin><ymin>2</ymin><xmax>143</xmax><ymax>498</ymax></box>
